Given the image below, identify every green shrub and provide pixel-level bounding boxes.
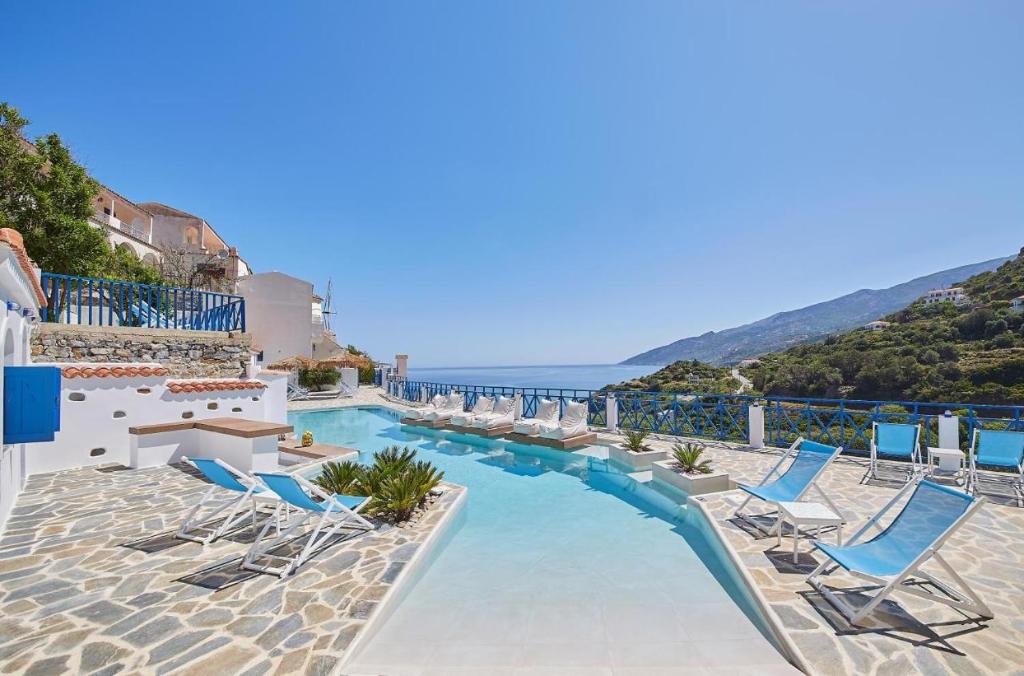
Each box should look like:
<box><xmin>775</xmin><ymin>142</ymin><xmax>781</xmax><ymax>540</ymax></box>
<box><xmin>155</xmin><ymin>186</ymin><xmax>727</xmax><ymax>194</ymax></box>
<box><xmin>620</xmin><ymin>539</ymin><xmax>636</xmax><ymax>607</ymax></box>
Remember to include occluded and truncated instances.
<box><xmin>311</xmin><ymin>446</ymin><xmax>444</xmax><ymax>524</ymax></box>
<box><xmin>298</xmin><ymin>364</ymin><xmax>340</xmax><ymax>390</ymax></box>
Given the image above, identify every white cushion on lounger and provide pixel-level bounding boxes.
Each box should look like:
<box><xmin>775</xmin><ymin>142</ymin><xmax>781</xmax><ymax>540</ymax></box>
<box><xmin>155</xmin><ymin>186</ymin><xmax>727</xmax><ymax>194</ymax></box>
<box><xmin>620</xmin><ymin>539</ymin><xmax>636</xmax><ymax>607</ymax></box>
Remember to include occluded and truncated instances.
<box><xmin>512</xmin><ymin>399</ymin><xmax>561</xmax><ymax>434</ymax></box>
<box><xmin>540</xmin><ymin>400</ymin><xmax>588</xmax><ymax>439</ymax></box>
<box><xmin>452</xmin><ymin>396</ymin><xmax>494</xmax><ymax>426</ymax></box>
<box><xmin>407</xmin><ymin>394</ymin><xmax>447</xmax><ymax>420</ymax></box>
<box><xmin>473</xmin><ymin>396</ymin><xmax>515</xmax><ymax>429</ymax></box>
<box><xmin>537</xmin><ymin>399</ymin><xmax>559</xmax><ymax>422</ymax></box>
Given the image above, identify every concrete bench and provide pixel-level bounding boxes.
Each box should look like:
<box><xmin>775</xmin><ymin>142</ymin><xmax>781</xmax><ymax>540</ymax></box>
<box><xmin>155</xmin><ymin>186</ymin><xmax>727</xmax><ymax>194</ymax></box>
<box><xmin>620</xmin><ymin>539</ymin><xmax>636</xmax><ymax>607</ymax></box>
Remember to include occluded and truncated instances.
<box><xmin>129</xmin><ymin>417</ymin><xmax>293</xmax><ymax>472</ymax></box>
<box><xmin>277</xmin><ymin>440</ymin><xmax>360</xmax><ymax>463</ymax></box>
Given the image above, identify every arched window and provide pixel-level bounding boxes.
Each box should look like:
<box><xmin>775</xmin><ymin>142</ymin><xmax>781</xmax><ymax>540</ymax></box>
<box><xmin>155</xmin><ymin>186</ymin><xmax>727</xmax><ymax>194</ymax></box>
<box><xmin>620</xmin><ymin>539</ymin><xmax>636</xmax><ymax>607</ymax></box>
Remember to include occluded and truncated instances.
<box><xmin>184</xmin><ymin>226</ymin><xmax>200</xmax><ymax>245</ymax></box>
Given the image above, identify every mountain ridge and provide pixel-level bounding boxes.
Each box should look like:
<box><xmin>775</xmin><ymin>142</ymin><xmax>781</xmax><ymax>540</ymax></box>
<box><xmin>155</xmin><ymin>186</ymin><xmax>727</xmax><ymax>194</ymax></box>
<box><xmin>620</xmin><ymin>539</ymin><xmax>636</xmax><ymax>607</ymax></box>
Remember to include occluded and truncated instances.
<box><xmin>621</xmin><ymin>255</ymin><xmax>1013</xmax><ymax>366</ymax></box>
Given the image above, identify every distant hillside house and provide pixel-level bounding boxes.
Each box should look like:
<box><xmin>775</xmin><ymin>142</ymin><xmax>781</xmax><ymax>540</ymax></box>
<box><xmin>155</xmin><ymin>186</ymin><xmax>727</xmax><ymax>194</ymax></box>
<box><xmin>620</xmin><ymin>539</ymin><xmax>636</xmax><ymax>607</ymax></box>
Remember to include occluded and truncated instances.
<box><xmin>922</xmin><ymin>287</ymin><xmax>968</xmax><ymax>306</ymax></box>
<box><xmin>90</xmin><ymin>186</ymin><xmax>164</xmax><ymax>266</ymax></box>
<box><xmin>1012</xmin><ymin>296</ymin><xmax>1024</xmax><ymax>313</ymax></box>
<box><xmin>864</xmin><ymin>320</ymin><xmax>892</xmax><ymax>331</ymax></box>
<box><xmin>738</xmin><ymin>358</ymin><xmax>760</xmax><ymax>367</ymax></box>
<box><xmin>138</xmin><ymin>202</ymin><xmax>252</xmax><ymax>287</ymax></box>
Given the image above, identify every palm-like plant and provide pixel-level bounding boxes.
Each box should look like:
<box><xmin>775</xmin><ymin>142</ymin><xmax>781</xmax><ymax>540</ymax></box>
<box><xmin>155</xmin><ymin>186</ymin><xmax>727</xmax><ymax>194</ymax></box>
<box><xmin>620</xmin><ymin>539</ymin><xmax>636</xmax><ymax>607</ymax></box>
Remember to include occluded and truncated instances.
<box><xmin>373</xmin><ymin>446</ymin><xmax>417</xmax><ymax>473</ymax></box>
<box><xmin>672</xmin><ymin>442</ymin><xmax>713</xmax><ymax>475</ymax></box>
<box><xmin>368</xmin><ymin>461</ymin><xmax>445</xmax><ymax>522</ymax></box>
<box><xmin>312</xmin><ymin>446</ymin><xmax>445</xmax><ymax>524</ymax></box>
<box><xmin>313</xmin><ymin>460</ymin><xmax>368</xmax><ymax>496</ymax></box>
<box><xmin>622</xmin><ymin>428</ymin><xmax>652</xmax><ymax>453</ymax></box>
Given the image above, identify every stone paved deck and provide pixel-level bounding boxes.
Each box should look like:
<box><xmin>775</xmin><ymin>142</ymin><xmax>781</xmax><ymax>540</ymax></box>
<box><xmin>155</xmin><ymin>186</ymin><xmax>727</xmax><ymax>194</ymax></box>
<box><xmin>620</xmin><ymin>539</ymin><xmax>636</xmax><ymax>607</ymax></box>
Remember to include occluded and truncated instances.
<box><xmin>617</xmin><ymin>433</ymin><xmax>1024</xmax><ymax>675</ymax></box>
<box><xmin>0</xmin><ymin>462</ymin><xmax>464</xmax><ymax>675</ymax></box>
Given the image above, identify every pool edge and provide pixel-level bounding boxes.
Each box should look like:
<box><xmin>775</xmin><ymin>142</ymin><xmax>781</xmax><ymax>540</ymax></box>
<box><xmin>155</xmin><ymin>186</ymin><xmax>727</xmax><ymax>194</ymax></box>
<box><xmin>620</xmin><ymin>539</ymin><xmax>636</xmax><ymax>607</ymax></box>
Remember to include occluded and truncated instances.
<box><xmin>335</xmin><ymin>484</ymin><xmax>469</xmax><ymax>674</ymax></box>
<box><xmin>687</xmin><ymin>495</ymin><xmax>812</xmax><ymax>674</ymax></box>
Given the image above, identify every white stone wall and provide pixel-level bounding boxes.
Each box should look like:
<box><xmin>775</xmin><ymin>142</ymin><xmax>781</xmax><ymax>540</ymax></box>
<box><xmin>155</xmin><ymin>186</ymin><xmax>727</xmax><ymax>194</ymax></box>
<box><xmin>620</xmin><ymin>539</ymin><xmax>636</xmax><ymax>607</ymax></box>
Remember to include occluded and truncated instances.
<box><xmin>24</xmin><ymin>364</ymin><xmax>288</xmax><ymax>475</ymax></box>
<box><xmin>0</xmin><ymin>245</ymin><xmax>41</xmax><ymax>529</ymax></box>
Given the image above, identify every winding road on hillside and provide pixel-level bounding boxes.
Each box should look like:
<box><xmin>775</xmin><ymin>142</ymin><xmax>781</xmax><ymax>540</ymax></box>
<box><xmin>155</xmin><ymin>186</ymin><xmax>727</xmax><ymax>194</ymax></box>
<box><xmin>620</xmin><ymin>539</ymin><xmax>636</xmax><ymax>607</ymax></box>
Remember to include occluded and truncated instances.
<box><xmin>732</xmin><ymin>368</ymin><xmax>752</xmax><ymax>394</ymax></box>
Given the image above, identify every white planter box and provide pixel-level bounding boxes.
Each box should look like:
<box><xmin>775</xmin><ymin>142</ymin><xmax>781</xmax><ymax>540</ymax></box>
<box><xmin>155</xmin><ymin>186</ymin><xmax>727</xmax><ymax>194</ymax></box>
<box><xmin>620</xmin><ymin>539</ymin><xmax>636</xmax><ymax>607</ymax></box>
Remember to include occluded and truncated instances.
<box><xmin>608</xmin><ymin>444</ymin><xmax>668</xmax><ymax>471</ymax></box>
<box><xmin>652</xmin><ymin>459</ymin><xmax>731</xmax><ymax>496</ymax></box>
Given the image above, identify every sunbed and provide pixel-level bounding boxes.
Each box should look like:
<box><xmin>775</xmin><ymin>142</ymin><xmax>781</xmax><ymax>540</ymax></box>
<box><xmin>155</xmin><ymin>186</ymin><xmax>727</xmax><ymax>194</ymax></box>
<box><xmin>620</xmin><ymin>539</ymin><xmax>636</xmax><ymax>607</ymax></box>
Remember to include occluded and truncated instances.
<box><xmin>807</xmin><ymin>479</ymin><xmax>991</xmax><ymax>625</ymax></box>
<box><xmin>968</xmin><ymin>428</ymin><xmax>1024</xmax><ymax>500</ymax></box>
<box><xmin>513</xmin><ymin>398</ymin><xmax>560</xmax><ymax>435</ymax></box>
<box><xmin>869</xmin><ymin>422</ymin><xmax>922</xmax><ymax>481</ymax></box>
<box><xmin>472</xmin><ymin>395</ymin><xmax>516</xmax><ymax>430</ymax></box>
<box><xmin>451</xmin><ymin>395</ymin><xmax>494</xmax><ymax>427</ymax></box>
<box><xmin>176</xmin><ymin>456</ymin><xmax>279</xmax><ymax>545</ymax></box>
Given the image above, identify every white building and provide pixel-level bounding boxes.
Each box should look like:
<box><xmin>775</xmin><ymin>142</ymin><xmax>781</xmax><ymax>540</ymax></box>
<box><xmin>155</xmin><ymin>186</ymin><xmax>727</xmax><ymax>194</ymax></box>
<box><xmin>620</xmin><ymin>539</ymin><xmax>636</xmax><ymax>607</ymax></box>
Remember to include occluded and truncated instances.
<box><xmin>1012</xmin><ymin>296</ymin><xmax>1024</xmax><ymax>313</ymax></box>
<box><xmin>0</xmin><ymin>228</ymin><xmax>47</xmax><ymax>525</ymax></box>
<box><xmin>236</xmin><ymin>272</ymin><xmax>314</xmax><ymax>364</ymax></box>
<box><xmin>922</xmin><ymin>287</ymin><xmax>968</xmax><ymax>306</ymax></box>
<box><xmin>864</xmin><ymin>320</ymin><xmax>892</xmax><ymax>331</ymax></box>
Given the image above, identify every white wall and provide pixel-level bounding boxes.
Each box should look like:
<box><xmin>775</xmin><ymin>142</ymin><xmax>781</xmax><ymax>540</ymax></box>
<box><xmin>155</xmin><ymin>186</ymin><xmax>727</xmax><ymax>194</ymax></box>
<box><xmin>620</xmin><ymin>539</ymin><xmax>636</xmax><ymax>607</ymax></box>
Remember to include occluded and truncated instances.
<box><xmin>25</xmin><ymin>364</ymin><xmax>288</xmax><ymax>475</ymax></box>
<box><xmin>0</xmin><ymin>246</ymin><xmax>40</xmax><ymax>529</ymax></box>
<box><xmin>237</xmin><ymin>272</ymin><xmax>313</xmax><ymax>364</ymax></box>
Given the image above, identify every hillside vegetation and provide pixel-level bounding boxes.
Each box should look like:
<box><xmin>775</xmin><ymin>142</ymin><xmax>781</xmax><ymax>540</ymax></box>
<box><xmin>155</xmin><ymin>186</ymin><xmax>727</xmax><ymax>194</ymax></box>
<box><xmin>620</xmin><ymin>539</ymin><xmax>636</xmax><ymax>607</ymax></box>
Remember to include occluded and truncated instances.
<box><xmin>620</xmin><ymin>256</ymin><xmax>1011</xmax><ymax>366</ymax></box>
<box><xmin>604</xmin><ymin>360</ymin><xmax>740</xmax><ymax>394</ymax></box>
<box><xmin>744</xmin><ymin>250</ymin><xmax>1024</xmax><ymax>405</ymax></box>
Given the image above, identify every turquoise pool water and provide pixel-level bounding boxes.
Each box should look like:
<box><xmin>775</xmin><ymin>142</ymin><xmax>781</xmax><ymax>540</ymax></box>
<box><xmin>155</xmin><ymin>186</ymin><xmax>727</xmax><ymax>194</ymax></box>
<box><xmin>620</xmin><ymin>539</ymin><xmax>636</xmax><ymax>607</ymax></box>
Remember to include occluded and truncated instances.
<box><xmin>290</xmin><ymin>406</ymin><xmax>793</xmax><ymax>674</ymax></box>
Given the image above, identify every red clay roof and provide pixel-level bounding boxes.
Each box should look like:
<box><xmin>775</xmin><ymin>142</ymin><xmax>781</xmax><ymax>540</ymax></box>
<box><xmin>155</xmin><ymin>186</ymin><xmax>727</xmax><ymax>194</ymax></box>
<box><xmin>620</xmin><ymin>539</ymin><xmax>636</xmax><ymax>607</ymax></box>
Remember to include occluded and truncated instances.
<box><xmin>62</xmin><ymin>366</ymin><xmax>169</xmax><ymax>379</ymax></box>
<box><xmin>167</xmin><ymin>380</ymin><xmax>266</xmax><ymax>394</ymax></box>
<box><xmin>0</xmin><ymin>228</ymin><xmax>47</xmax><ymax>308</ymax></box>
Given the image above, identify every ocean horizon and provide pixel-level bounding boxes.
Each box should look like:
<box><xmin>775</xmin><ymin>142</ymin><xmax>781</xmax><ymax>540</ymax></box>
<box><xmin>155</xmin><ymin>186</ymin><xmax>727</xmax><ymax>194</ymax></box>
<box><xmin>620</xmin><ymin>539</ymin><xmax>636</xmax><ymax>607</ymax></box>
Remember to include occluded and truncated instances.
<box><xmin>406</xmin><ymin>363</ymin><xmax>659</xmax><ymax>390</ymax></box>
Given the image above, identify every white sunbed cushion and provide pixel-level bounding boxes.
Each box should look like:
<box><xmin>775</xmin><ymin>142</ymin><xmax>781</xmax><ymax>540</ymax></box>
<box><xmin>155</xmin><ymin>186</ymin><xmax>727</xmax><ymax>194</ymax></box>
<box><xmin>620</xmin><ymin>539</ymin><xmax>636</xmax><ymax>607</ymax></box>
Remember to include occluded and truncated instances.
<box><xmin>537</xmin><ymin>399</ymin><xmax>559</xmax><ymax>422</ymax></box>
<box><xmin>471</xmin><ymin>396</ymin><xmax>495</xmax><ymax>415</ymax></box>
<box><xmin>513</xmin><ymin>419</ymin><xmax>539</xmax><ymax>435</ymax></box>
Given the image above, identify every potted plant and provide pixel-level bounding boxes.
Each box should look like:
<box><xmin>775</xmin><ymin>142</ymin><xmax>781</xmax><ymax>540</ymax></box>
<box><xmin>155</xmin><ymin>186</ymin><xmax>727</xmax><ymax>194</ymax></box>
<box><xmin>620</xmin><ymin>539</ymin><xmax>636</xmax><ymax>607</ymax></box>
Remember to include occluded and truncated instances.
<box><xmin>651</xmin><ymin>442</ymin><xmax>731</xmax><ymax>496</ymax></box>
<box><xmin>608</xmin><ymin>429</ymin><xmax>668</xmax><ymax>471</ymax></box>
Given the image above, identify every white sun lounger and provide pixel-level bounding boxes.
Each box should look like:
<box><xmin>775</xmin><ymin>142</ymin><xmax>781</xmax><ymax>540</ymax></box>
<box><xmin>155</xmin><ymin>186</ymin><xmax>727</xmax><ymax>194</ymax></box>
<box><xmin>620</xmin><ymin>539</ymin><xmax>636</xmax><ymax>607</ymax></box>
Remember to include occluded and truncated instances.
<box><xmin>807</xmin><ymin>479</ymin><xmax>991</xmax><ymax>625</ymax></box>
<box><xmin>404</xmin><ymin>393</ymin><xmax>447</xmax><ymax>420</ymax></box>
<box><xmin>177</xmin><ymin>457</ymin><xmax>280</xmax><ymax>545</ymax></box>
<box><xmin>424</xmin><ymin>392</ymin><xmax>464</xmax><ymax>422</ymax></box>
<box><xmin>242</xmin><ymin>472</ymin><xmax>374</xmax><ymax>578</ymax></box>
<box><xmin>452</xmin><ymin>395</ymin><xmax>494</xmax><ymax>427</ymax></box>
<box><xmin>472</xmin><ymin>395</ymin><xmax>516</xmax><ymax>430</ymax></box>
<box><xmin>539</xmin><ymin>400</ymin><xmax>589</xmax><ymax>440</ymax></box>
<box><xmin>513</xmin><ymin>398</ymin><xmax>560</xmax><ymax>435</ymax></box>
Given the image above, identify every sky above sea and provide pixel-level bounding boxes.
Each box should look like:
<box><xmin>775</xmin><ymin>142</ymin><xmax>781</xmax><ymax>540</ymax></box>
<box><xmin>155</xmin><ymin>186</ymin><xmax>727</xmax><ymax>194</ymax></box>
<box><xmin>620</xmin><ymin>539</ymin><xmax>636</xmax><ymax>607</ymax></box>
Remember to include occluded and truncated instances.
<box><xmin>4</xmin><ymin>2</ymin><xmax>1022</xmax><ymax>365</ymax></box>
<box><xmin>408</xmin><ymin>364</ymin><xmax>657</xmax><ymax>391</ymax></box>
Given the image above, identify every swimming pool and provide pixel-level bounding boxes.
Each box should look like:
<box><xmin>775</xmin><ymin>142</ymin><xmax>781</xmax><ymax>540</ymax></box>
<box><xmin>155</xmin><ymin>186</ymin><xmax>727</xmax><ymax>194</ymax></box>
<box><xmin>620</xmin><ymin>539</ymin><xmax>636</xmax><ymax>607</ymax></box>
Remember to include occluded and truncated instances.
<box><xmin>290</xmin><ymin>406</ymin><xmax>794</xmax><ymax>674</ymax></box>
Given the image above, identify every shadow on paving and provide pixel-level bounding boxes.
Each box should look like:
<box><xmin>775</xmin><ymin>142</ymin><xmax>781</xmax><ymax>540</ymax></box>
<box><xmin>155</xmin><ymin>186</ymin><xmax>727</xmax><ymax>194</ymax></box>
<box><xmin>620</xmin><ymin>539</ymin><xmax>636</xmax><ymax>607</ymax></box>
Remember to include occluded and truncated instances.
<box><xmin>175</xmin><ymin>528</ymin><xmax>368</xmax><ymax>590</ymax></box>
<box><xmin>799</xmin><ymin>585</ymin><xmax>989</xmax><ymax>655</ymax></box>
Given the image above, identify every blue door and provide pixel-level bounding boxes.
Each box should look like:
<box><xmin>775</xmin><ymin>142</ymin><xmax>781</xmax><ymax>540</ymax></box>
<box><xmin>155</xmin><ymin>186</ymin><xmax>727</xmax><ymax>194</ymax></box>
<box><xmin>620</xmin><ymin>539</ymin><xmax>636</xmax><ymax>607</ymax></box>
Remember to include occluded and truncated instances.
<box><xmin>3</xmin><ymin>366</ymin><xmax>61</xmax><ymax>444</ymax></box>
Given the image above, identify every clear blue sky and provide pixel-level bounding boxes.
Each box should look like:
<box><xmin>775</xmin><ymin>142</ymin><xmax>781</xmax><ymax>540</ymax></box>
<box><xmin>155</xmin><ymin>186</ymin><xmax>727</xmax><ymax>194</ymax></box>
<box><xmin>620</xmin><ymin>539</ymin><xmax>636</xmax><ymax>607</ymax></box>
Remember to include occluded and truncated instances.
<box><xmin>4</xmin><ymin>2</ymin><xmax>1022</xmax><ymax>367</ymax></box>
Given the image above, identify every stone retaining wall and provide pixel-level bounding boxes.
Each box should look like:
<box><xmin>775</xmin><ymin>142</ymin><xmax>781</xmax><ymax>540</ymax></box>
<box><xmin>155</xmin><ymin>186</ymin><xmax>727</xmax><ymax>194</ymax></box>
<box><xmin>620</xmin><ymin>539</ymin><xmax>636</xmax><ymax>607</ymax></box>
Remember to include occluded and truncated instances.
<box><xmin>30</xmin><ymin>323</ymin><xmax>252</xmax><ymax>378</ymax></box>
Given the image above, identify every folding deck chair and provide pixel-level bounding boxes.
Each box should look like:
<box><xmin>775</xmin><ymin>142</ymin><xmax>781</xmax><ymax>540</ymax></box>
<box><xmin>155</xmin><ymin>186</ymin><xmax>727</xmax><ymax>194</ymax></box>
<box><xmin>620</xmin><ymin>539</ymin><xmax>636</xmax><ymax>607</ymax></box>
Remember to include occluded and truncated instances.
<box><xmin>176</xmin><ymin>457</ymin><xmax>279</xmax><ymax>545</ymax></box>
<box><xmin>869</xmin><ymin>422</ymin><xmax>923</xmax><ymax>481</ymax></box>
<box><xmin>242</xmin><ymin>472</ymin><xmax>374</xmax><ymax>578</ymax></box>
<box><xmin>735</xmin><ymin>437</ymin><xmax>844</xmax><ymax>535</ymax></box>
<box><xmin>968</xmin><ymin>428</ymin><xmax>1024</xmax><ymax>500</ymax></box>
<box><xmin>807</xmin><ymin>479</ymin><xmax>991</xmax><ymax>625</ymax></box>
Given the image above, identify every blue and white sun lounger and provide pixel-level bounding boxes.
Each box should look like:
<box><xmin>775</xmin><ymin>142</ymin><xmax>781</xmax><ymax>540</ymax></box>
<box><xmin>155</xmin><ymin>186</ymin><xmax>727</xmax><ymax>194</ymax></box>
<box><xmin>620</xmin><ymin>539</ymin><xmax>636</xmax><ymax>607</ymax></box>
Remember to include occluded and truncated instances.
<box><xmin>177</xmin><ymin>457</ymin><xmax>278</xmax><ymax>545</ymax></box>
<box><xmin>807</xmin><ymin>479</ymin><xmax>991</xmax><ymax>625</ymax></box>
<box><xmin>242</xmin><ymin>472</ymin><xmax>374</xmax><ymax>578</ymax></box>
<box><xmin>869</xmin><ymin>422</ymin><xmax>922</xmax><ymax>481</ymax></box>
<box><xmin>735</xmin><ymin>438</ymin><xmax>844</xmax><ymax>534</ymax></box>
<box><xmin>968</xmin><ymin>428</ymin><xmax>1024</xmax><ymax>500</ymax></box>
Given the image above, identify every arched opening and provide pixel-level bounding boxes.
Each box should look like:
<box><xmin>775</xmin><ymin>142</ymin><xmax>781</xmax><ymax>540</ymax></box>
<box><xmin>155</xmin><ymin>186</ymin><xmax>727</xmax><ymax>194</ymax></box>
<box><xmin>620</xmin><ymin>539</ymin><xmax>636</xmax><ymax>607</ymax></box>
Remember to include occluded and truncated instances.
<box><xmin>184</xmin><ymin>226</ymin><xmax>200</xmax><ymax>246</ymax></box>
<box><xmin>142</xmin><ymin>252</ymin><xmax>159</xmax><ymax>268</ymax></box>
<box><xmin>115</xmin><ymin>242</ymin><xmax>139</xmax><ymax>259</ymax></box>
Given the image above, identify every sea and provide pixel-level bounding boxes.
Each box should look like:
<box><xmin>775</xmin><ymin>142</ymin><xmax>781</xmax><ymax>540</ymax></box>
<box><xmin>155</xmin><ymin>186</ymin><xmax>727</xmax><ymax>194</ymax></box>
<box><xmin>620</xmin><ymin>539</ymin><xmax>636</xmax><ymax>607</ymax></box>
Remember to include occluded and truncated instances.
<box><xmin>405</xmin><ymin>364</ymin><xmax>659</xmax><ymax>391</ymax></box>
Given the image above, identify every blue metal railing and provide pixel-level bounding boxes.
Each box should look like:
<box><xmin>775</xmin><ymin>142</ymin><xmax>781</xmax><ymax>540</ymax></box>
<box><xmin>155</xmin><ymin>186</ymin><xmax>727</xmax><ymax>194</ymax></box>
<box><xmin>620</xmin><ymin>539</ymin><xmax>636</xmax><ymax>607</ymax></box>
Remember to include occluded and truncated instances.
<box><xmin>384</xmin><ymin>377</ymin><xmax>1024</xmax><ymax>453</ymax></box>
<box><xmin>40</xmin><ymin>272</ymin><xmax>246</xmax><ymax>333</ymax></box>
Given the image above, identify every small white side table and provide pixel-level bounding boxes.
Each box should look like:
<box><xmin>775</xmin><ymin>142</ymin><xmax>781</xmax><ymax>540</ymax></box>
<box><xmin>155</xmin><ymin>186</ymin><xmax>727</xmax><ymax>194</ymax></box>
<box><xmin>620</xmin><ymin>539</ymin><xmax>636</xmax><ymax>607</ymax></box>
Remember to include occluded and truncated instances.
<box><xmin>926</xmin><ymin>447</ymin><xmax>965</xmax><ymax>483</ymax></box>
<box><xmin>777</xmin><ymin>501</ymin><xmax>843</xmax><ymax>563</ymax></box>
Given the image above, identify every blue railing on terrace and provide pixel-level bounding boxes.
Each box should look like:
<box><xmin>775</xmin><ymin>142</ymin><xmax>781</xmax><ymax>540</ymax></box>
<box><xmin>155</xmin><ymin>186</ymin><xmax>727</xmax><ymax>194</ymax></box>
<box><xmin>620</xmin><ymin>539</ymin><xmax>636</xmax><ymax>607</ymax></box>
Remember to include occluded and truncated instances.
<box><xmin>40</xmin><ymin>272</ymin><xmax>246</xmax><ymax>333</ymax></box>
<box><xmin>385</xmin><ymin>377</ymin><xmax>1024</xmax><ymax>453</ymax></box>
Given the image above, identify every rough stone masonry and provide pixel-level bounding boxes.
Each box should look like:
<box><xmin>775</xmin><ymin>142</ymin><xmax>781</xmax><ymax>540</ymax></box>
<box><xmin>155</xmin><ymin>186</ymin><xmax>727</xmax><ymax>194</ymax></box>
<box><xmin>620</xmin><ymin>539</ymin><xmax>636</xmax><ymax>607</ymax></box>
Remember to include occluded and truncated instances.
<box><xmin>30</xmin><ymin>323</ymin><xmax>252</xmax><ymax>378</ymax></box>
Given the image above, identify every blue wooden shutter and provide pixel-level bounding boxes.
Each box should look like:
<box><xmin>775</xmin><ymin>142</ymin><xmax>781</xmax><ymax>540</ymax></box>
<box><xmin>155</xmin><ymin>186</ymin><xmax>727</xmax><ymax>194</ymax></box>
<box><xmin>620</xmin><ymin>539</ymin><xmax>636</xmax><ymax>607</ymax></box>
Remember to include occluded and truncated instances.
<box><xmin>3</xmin><ymin>366</ymin><xmax>61</xmax><ymax>444</ymax></box>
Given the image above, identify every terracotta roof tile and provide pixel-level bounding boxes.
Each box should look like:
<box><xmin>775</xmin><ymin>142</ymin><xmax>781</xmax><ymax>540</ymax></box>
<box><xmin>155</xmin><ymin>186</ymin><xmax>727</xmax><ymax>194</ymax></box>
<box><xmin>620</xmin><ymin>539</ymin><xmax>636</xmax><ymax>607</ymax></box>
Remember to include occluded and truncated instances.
<box><xmin>0</xmin><ymin>229</ymin><xmax>47</xmax><ymax>308</ymax></box>
<box><xmin>62</xmin><ymin>366</ymin><xmax>170</xmax><ymax>379</ymax></box>
<box><xmin>166</xmin><ymin>379</ymin><xmax>266</xmax><ymax>394</ymax></box>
